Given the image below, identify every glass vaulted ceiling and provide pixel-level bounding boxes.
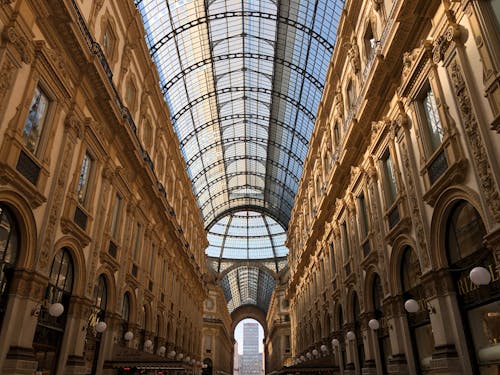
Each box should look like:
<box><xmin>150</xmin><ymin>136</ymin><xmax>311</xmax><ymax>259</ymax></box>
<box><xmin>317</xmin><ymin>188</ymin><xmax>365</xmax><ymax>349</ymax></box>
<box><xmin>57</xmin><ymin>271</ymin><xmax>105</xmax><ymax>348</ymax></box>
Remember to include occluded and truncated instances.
<box><xmin>137</xmin><ymin>0</ymin><xmax>344</xmax><ymax>312</ymax></box>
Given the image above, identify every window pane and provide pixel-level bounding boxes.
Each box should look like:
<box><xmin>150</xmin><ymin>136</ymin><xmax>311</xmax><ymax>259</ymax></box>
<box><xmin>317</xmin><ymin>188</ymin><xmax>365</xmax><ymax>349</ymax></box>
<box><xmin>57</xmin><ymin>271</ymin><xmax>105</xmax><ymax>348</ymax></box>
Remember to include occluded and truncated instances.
<box><xmin>77</xmin><ymin>152</ymin><xmax>93</xmax><ymax>204</ymax></box>
<box><xmin>383</xmin><ymin>151</ymin><xmax>397</xmax><ymax>205</ymax></box>
<box><xmin>422</xmin><ymin>89</ymin><xmax>443</xmax><ymax>151</ymax></box>
<box><xmin>358</xmin><ymin>193</ymin><xmax>369</xmax><ymax>238</ymax></box>
<box><xmin>23</xmin><ymin>86</ymin><xmax>49</xmax><ymax>154</ymax></box>
<box><xmin>110</xmin><ymin>195</ymin><xmax>122</xmax><ymax>238</ymax></box>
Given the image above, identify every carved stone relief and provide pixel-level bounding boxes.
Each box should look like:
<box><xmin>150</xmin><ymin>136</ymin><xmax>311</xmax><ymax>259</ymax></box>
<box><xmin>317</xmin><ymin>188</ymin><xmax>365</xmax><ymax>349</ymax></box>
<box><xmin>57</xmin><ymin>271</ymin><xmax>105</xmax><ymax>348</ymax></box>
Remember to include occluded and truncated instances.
<box><xmin>447</xmin><ymin>59</ymin><xmax>500</xmax><ymax>223</ymax></box>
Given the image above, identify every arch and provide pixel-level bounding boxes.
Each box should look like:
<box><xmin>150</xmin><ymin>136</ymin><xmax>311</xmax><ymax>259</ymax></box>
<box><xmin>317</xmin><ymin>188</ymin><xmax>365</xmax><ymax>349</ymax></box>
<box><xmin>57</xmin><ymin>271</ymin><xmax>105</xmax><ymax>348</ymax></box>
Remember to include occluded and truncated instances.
<box><xmin>142</xmin><ymin>302</ymin><xmax>152</xmax><ymax>332</ymax></box>
<box><xmin>333</xmin><ymin>301</ymin><xmax>344</xmax><ymax>330</ymax></box>
<box><xmin>52</xmin><ymin>236</ymin><xmax>87</xmax><ymax>297</ymax></box>
<box><xmin>363</xmin><ymin>264</ymin><xmax>383</xmax><ymax>311</ymax></box>
<box><xmin>323</xmin><ymin>310</ymin><xmax>332</xmax><ymax>337</ymax></box>
<box><xmin>0</xmin><ymin>190</ymin><xmax>37</xmax><ymax>270</ymax></box>
<box><xmin>230</xmin><ymin>305</ymin><xmax>268</xmax><ymax>337</ymax></box>
<box><xmin>217</xmin><ymin>261</ymin><xmax>279</xmax><ymax>281</ymax></box>
<box><xmin>346</xmin><ymin>288</ymin><xmax>361</xmax><ymax>323</ymax></box>
<box><xmin>121</xmin><ymin>287</ymin><xmax>137</xmax><ymax>323</ymax></box>
<box><xmin>94</xmin><ymin>265</ymin><xmax>117</xmax><ymax>310</ymax></box>
<box><xmin>388</xmin><ymin>234</ymin><xmax>420</xmax><ymax>295</ymax></box>
<box><xmin>429</xmin><ymin>186</ymin><xmax>486</xmax><ymax>270</ymax></box>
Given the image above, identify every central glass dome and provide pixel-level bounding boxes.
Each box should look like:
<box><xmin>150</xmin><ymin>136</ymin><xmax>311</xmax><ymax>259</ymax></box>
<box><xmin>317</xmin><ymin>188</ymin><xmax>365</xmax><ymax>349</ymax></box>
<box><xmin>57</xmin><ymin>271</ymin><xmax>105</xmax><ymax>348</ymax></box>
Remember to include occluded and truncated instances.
<box><xmin>206</xmin><ymin>210</ymin><xmax>287</xmax><ymax>262</ymax></box>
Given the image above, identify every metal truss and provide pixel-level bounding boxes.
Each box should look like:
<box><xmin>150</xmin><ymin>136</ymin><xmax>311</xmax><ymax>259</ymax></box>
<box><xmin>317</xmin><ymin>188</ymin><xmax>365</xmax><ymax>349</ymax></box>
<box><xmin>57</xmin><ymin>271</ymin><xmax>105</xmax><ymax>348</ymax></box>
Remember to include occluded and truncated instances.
<box><xmin>171</xmin><ymin>86</ymin><xmax>316</xmax><ymax>124</ymax></box>
<box><xmin>191</xmin><ymin>155</ymin><xmax>300</xmax><ymax>185</ymax></box>
<box><xmin>149</xmin><ymin>11</ymin><xmax>334</xmax><ymax>56</ymax></box>
<box><xmin>162</xmin><ymin>52</ymin><xmax>324</xmax><ymax>93</ymax></box>
<box><xmin>186</xmin><ymin>136</ymin><xmax>305</xmax><ymax>168</ymax></box>
<box><xmin>180</xmin><ymin>113</ymin><xmax>309</xmax><ymax>149</ymax></box>
<box><xmin>195</xmin><ymin>171</ymin><xmax>297</xmax><ymax>200</ymax></box>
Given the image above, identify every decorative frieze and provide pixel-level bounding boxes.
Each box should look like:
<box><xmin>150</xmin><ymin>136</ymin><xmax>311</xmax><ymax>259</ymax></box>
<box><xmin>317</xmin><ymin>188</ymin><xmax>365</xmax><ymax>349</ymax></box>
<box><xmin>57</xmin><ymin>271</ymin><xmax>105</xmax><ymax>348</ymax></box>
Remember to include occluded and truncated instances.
<box><xmin>1</xmin><ymin>26</ymin><xmax>31</xmax><ymax>64</ymax></box>
<box><xmin>447</xmin><ymin>59</ymin><xmax>500</xmax><ymax>223</ymax></box>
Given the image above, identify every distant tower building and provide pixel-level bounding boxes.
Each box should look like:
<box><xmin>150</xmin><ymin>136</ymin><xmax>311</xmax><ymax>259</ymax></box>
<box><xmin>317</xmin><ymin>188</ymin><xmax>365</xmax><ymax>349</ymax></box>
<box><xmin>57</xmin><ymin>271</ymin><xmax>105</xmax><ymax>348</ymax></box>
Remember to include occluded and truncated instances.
<box><xmin>240</xmin><ymin>323</ymin><xmax>262</xmax><ymax>375</ymax></box>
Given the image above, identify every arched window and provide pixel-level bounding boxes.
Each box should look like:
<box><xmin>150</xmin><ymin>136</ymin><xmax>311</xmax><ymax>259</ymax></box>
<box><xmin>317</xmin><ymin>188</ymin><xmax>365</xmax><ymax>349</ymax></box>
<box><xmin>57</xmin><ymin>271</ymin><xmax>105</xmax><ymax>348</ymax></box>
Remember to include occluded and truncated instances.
<box><xmin>34</xmin><ymin>248</ymin><xmax>74</xmax><ymax>374</ymax></box>
<box><xmin>0</xmin><ymin>205</ymin><xmax>19</xmax><ymax>329</ymax></box>
<box><xmin>120</xmin><ymin>293</ymin><xmax>131</xmax><ymax>346</ymax></box>
<box><xmin>372</xmin><ymin>274</ymin><xmax>391</xmax><ymax>373</ymax></box>
<box><xmin>352</xmin><ymin>293</ymin><xmax>364</xmax><ymax>371</ymax></box>
<box><xmin>401</xmin><ymin>247</ymin><xmax>433</xmax><ymax>372</ymax></box>
<box><xmin>446</xmin><ymin>201</ymin><xmax>486</xmax><ymax>265</ymax></box>
<box><xmin>139</xmin><ymin>305</ymin><xmax>146</xmax><ymax>350</ymax></box>
<box><xmin>446</xmin><ymin>201</ymin><xmax>499</xmax><ymax>372</ymax></box>
<box><xmin>84</xmin><ymin>275</ymin><xmax>107</xmax><ymax>373</ymax></box>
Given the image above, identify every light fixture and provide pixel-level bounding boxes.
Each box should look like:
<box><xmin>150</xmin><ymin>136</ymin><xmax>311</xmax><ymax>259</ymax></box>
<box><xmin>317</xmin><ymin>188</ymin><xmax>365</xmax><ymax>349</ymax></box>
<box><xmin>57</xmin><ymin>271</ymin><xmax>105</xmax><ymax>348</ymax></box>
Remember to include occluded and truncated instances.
<box><xmin>168</xmin><ymin>350</ymin><xmax>176</xmax><ymax>358</ymax></box>
<box><xmin>191</xmin><ymin>359</ymin><xmax>196</xmax><ymax>365</ymax></box>
<box><xmin>331</xmin><ymin>338</ymin><xmax>340</xmax><ymax>347</ymax></box>
<box><xmin>306</xmin><ymin>351</ymin><xmax>312</xmax><ymax>359</ymax></box>
<box><xmin>31</xmin><ymin>301</ymin><xmax>65</xmax><ymax>317</ymax></box>
<box><xmin>404</xmin><ymin>298</ymin><xmax>435</xmax><ymax>314</ymax></box>
<box><xmin>320</xmin><ymin>344</ymin><xmax>328</xmax><ymax>352</ymax></box>
<box><xmin>470</xmin><ymin>266</ymin><xmax>491</xmax><ymax>285</ymax></box>
<box><xmin>95</xmin><ymin>321</ymin><xmax>107</xmax><ymax>333</ymax></box>
<box><xmin>144</xmin><ymin>339</ymin><xmax>153</xmax><ymax>348</ymax></box>
<box><xmin>186</xmin><ymin>356</ymin><xmax>191</xmax><ymax>362</ymax></box>
<box><xmin>300</xmin><ymin>355</ymin><xmax>305</xmax><ymax>361</ymax></box>
<box><xmin>124</xmin><ymin>331</ymin><xmax>134</xmax><ymax>341</ymax></box>
<box><xmin>312</xmin><ymin>349</ymin><xmax>319</xmax><ymax>357</ymax></box>
<box><xmin>368</xmin><ymin>319</ymin><xmax>380</xmax><ymax>330</ymax></box>
<box><xmin>177</xmin><ymin>353</ymin><xmax>184</xmax><ymax>360</ymax></box>
<box><xmin>158</xmin><ymin>346</ymin><xmax>166</xmax><ymax>355</ymax></box>
<box><xmin>346</xmin><ymin>331</ymin><xmax>356</xmax><ymax>341</ymax></box>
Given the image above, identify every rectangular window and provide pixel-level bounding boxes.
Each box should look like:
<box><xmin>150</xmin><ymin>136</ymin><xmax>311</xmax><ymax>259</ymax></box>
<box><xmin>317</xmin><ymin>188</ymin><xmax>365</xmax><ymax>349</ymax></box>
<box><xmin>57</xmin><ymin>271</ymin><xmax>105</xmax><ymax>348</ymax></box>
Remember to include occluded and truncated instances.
<box><xmin>133</xmin><ymin>223</ymin><xmax>142</xmax><ymax>262</ymax></box>
<box><xmin>149</xmin><ymin>243</ymin><xmax>156</xmax><ymax>275</ymax></box>
<box><xmin>330</xmin><ymin>242</ymin><xmax>336</xmax><ymax>275</ymax></box>
<box><xmin>382</xmin><ymin>150</ymin><xmax>398</xmax><ymax>205</ymax></box>
<box><xmin>358</xmin><ymin>193</ymin><xmax>369</xmax><ymax>238</ymax></box>
<box><xmin>77</xmin><ymin>152</ymin><xmax>93</xmax><ymax>205</ymax></box>
<box><xmin>110</xmin><ymin>194</ymin><xmax>122</xmax><ymax>238</ymax></box>
<box><xmin>347</xmin><ymin>80</ymin><xmax>355</xmax><ymax>109</ymax></box>
<box><xmin>421</xmin><ymin>88</ymin><xmax>443</xmax><ymax>152</ymax></box>
<box><xmin>23</xmin><ymin>86</ymin><xmax>49</xmax><ymax>154</ymax></box>
<box><xmin>342</xmin><ymin>221</ymin><xmax>350</xmax><ymax>260</ymax></box>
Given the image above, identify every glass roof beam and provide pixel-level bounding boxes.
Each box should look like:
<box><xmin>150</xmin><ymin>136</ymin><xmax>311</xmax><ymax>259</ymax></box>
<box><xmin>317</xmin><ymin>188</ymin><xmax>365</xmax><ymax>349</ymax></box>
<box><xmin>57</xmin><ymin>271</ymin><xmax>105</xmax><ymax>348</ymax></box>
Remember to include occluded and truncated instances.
<box><xmin>162</xmin><ymin>53</ymin><xmax>323</xmax><ymax>93</ymax></box>
<box><xmin>191</xmin><ymin>155</ymin><xmax>300</xmax><ymax>185</ymax></box>
<box><xmin>186</xmin><ymin>137</ymin><xmax>304</xmax><ymax>168</ymax></box>
<box><xmin>206</xmin><ymin>201</ymin><xmax>291</xmax><ymax>230</ymax></box>
<box><xmin>148</xmin><ymin>11</ymin><xmax>334</xmax><ymax>56</ymax></box>
<box><xmin>180</xmin><ymin>114</ymin><xmax>309</xmax><ymax>149</ymax></box>
<box><xmin>195</xmin><ymin>171</ymin><xmax>296</xmax><ymax>200</ymax></box>
<box><xmin>171</xmin><ymin>86</ymin><xmax>316</xmax><ymax>124</ymax></box>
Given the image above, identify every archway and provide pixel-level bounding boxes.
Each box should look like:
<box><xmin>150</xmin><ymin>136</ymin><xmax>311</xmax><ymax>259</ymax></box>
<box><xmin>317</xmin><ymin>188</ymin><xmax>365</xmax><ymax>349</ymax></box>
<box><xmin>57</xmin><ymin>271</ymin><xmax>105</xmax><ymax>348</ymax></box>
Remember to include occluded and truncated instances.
<box><xmin>233</xmin><ymin>317</ymin><xmax>265</xmax><ymax>375</ymax></box>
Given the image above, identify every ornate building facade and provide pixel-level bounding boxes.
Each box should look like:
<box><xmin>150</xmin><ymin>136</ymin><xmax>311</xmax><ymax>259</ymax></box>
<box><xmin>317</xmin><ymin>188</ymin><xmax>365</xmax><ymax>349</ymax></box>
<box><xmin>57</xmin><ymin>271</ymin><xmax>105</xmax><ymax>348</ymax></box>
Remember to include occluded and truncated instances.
<box><xmin>286</xmin><ymin>0</ymin><xmax>500</xmax><ymax>374</ymax></box>
<box><xmin>0</xmin><ymin>0</ymin><xmax>208</xmax><ymax>374</ymax></box>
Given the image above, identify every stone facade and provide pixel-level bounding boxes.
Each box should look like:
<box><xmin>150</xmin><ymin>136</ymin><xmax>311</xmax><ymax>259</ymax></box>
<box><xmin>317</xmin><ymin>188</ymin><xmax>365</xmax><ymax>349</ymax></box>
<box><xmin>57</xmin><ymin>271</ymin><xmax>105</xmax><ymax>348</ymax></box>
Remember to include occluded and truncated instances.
<box><xmin>0</xmin><ymin>0</ymin><xmax>207</xmax><ymax>374</ymax></box>
<box><xmin>286</xmin><ymin>0</ymin><xmax>500</xmax><ymax>374</ymax></box>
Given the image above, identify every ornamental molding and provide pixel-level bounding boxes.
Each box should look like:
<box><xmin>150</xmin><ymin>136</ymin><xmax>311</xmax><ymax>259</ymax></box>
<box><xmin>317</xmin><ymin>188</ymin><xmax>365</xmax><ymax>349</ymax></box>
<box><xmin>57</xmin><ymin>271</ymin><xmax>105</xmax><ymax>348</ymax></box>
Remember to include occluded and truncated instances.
<box><xmin>1</xmin><ymin>26</ymin><xmax>31</xmax><ymax>64</ymax></box>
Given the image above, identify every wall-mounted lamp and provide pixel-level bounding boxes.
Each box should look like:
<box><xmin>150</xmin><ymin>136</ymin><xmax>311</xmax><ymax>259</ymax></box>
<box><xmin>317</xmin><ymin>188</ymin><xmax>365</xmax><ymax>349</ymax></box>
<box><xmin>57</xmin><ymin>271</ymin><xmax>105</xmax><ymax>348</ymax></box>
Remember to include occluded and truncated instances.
<box><xmin>300</xmin><ymin>355</ymin><xmax>305</xmax><ymax>362</ymax></box>
<box><xmin>346</xmin><ymin>331</ymin><xmax>356</xmax><ymax>341</ymax></box>
<box><xmin>31</xmin><ymin>301</ymin><xmax>65</xmax><ymax>317</ymax></box>
<box><xmin>469</xmin><ymin>266</ymin><xmax>491</xmax><ymax>285</ymax></box>
<box><xmin>158</xmin><ymin>346</ymin><xmax>166</xmax><ymax>356</ymax></box>
<box><xmin>95</xmin><ymin>321</ymin><xmax>107</xmax><ymax>333</ymax></box>
<box><xmin>312</xmin><ymin>348</ymin><xmax>319</xmax><ymax>357</ymax></box>
<box><xmin>320</xmin><ymin>344</ymin><xmax>328</xmax><ymax>352</ymax></box>
<box><xmin>177</xmin><ymin>353</ymin><xmax>184</xmax><ymax>360</ymax></box>
<box><xmin>331</xmin><ymin>338</ymin><xmax>340</xmax><ymax>347</ymax></box>
<box><xmin>124</xmin><ymin>331</ymin><xmax>134</xmax><ymax>341</ymax></box>
<box><xmin>368</xmin><ymin>319</ymin><xmax>380</xmax><ymax>330</ymax></box>
<box><xmin>404</xmin><ymin>298</ymin><xmax>436</xmax><ymax>314</ymax></box>
<box><xmin>306</xmin><ymin>351</ymin><xmax>312</xmax><ymax>359</ymax></box>
<box><xmin>168</xmin><ymin>350</ymin><xmax>176</xmax><ymax>358</ymax></box>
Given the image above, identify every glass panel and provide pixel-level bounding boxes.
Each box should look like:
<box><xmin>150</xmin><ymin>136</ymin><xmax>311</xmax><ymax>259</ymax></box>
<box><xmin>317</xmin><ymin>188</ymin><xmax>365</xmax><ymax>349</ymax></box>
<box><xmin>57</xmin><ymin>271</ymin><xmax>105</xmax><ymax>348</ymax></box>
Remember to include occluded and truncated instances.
<box><xmin>77</xmin><ymin>152</ymin><xmax>93</xmax><ymax>205</ymax></box>
<box><xmin>468</xmin><ymin>301</ymin><xmax>500</xmax><ymax>367</ymax></box>
<box><xmin>382</xmin><ymin>151</ymin><xmax>398</xmax><ymax>205</ymax></box>
<box><xmin>23</xmin><ymin>86</ymin><xmax>49</xmax><ymax>154</ymax></box>
<box><xmin>422</xmin><ymin>88</ymin><xmax>443</xmax><ymax>152</ymax></box>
